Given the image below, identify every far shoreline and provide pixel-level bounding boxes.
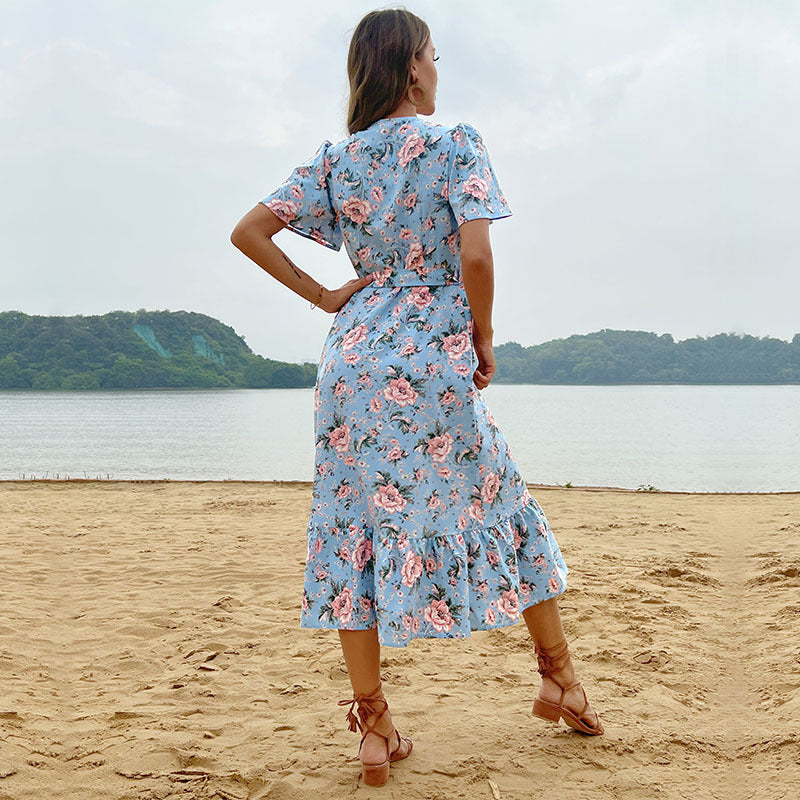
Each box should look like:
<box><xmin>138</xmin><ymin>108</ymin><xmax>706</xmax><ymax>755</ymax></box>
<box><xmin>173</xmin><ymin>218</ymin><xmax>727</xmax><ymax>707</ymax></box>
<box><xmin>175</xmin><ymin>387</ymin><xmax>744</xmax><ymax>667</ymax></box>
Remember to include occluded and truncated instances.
<box><xmin>2</xmin><ymin>478</ymin><xmax>798</xmax><ymax>495</ymax></box>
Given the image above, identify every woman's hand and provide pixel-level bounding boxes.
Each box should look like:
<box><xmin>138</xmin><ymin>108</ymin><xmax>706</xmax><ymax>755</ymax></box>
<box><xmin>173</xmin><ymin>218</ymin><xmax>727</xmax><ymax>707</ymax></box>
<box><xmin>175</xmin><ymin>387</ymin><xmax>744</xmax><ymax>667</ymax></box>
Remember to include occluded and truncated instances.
<box><xmin>320</xmin><ymin>272</ymin><xmax>377</xmax><ymax>313</ymax></box>
<box><xmin>472</xmin><ymin>333</ymin><xmax>496</xmax><ymax>390</ymax></box>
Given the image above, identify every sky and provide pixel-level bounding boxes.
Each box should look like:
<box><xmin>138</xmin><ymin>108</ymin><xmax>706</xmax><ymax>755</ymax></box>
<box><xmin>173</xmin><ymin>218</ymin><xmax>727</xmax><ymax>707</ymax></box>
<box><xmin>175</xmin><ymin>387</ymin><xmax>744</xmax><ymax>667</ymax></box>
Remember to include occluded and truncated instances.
<box><xmin>1</xmin><ymin>0</ymin><xmax>798</xmax><ymax>363</ymax></box>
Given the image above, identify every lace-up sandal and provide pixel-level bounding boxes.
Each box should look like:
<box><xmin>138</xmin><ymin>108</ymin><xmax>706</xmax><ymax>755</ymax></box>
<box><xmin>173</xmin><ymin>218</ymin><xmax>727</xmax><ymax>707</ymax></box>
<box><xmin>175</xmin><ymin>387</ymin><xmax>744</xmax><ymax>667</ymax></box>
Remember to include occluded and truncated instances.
<box><xmin>532</xmin><ymin>638</ymin><xmax>604</xmax><ymax>735</ymax></box>
<box><xmin>337</xmin><ymin>681</ymin><xmax>413</xmax><ymax>786</ymax></box>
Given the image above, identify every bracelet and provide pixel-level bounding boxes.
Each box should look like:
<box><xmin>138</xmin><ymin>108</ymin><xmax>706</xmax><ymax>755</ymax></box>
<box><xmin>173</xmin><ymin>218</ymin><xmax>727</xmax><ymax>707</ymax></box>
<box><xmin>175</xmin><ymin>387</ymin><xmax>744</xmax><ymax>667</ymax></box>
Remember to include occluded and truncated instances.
<box><xmin>309</xmin><ymin>283</ymin><xmax>324</xmax><ymax>310</ymax></box>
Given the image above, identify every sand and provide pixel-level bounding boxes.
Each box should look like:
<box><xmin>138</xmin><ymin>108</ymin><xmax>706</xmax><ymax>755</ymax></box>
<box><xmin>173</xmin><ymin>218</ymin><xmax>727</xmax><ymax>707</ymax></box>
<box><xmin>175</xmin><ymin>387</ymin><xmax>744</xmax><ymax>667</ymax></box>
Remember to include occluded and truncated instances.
<box><xmin>0</xmin><ymin>480</ymin><xmax>798</xmax><ymax>800</ymax></box>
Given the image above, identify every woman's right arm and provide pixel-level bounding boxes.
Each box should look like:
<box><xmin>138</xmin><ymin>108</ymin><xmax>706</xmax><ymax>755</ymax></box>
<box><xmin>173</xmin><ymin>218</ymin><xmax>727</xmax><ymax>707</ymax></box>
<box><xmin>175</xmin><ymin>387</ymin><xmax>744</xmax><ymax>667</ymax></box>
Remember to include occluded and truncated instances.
<box><xmin>459</xmin><ymin>218</ymin><xmax>496</xmax><ymax>389</ymax></box>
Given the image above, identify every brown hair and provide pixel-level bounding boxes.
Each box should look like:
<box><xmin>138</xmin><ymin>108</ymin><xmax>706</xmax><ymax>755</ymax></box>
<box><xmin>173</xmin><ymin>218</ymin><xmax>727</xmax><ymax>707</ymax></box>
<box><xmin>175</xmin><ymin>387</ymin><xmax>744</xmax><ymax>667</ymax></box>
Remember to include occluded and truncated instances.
<box><xmin>346</xmin><ymin>7</ymin><xmax>430</xmax><ymax>135</ymax></box>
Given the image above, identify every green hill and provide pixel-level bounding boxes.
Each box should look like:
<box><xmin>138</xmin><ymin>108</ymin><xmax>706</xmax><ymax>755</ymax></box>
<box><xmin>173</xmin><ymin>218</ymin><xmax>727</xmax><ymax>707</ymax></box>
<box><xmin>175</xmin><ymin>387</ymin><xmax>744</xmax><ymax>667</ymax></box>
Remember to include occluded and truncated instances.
<box><xmin>0</xmin><ymin>309</ymin><xmax>316</xmax><ymax>390</ymax></box>
<box><xmin>493</xmin><ymin>329</ymin><xmax>800</xmax><ymax>384</ymax></box>
<box><xmin>1</xmin><ymin>311</ymin><xmax>798</xmax><ymax>389</ymax></box>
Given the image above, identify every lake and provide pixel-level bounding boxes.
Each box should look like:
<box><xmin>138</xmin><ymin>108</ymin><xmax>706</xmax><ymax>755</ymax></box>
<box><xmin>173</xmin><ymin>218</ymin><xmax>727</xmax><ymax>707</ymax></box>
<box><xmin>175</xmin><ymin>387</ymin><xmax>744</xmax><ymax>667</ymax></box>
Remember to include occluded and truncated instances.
<box><xmin>1</xmin><ymin>385</ymin><xmax>798</xmax><ymax>492</ymax></box>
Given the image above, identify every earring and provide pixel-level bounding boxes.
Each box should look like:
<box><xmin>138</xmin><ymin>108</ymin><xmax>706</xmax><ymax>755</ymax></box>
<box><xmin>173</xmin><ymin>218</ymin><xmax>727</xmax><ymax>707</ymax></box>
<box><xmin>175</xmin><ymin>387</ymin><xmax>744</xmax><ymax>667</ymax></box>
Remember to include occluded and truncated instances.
<box><xmin>407</xmin><ymin>83</ymin><xmax>425</xmax><ymax>107</ymax></box>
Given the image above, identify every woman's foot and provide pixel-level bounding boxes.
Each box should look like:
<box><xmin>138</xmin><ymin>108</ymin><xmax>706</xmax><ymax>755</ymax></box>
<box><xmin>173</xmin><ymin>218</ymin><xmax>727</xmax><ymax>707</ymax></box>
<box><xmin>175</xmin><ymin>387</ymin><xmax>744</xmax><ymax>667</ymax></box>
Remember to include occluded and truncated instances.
<box><xmin>537</xmin><ymin>664</ymin><xmax>602</xmax><ymax>732</ymax></box>
<box><xmin>533</xmin><ymin>638</ymin><xmax>603</xmax><ymax>734</ymax></box>
<box><xmin>358</xmin><ymin>703</ymin><xmax>412</xmax><ymax>765</ymax></box>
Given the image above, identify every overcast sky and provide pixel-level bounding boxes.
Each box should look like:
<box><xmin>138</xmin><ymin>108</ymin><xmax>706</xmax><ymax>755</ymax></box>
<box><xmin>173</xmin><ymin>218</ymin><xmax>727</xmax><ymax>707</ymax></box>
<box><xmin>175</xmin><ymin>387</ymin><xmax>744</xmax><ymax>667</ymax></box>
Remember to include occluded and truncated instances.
<box><xmin>1</xmin><ymin>0</ymin><xmax>798</xmax><ymax>363</ymax></box>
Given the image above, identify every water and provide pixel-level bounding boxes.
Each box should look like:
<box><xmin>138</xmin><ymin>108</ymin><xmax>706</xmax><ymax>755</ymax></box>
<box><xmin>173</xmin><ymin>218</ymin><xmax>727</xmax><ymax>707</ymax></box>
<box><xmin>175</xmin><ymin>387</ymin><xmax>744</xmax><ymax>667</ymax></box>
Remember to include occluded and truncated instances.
<box><xmin>1</xmin><ymin>385</ymin><xmax>798</xmax><ymax>492</ymax></box>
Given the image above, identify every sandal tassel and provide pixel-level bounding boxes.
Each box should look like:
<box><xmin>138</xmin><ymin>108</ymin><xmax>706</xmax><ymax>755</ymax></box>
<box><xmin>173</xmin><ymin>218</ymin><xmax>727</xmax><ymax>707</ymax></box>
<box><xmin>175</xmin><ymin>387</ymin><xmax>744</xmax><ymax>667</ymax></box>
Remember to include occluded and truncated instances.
<box><xmin>336</xmin><ymin>681</ymin><xmax>413</xmax><ymax>786</ymax></box>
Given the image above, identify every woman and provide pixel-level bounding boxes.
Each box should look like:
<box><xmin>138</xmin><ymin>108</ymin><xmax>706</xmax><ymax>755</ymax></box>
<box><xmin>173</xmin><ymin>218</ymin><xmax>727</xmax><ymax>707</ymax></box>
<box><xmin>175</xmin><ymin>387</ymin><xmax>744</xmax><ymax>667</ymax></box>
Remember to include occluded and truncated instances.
<box><xmin>231</xmin><ymin>7</ymin><xmax>603</xmax><ymax>787</ymax></box>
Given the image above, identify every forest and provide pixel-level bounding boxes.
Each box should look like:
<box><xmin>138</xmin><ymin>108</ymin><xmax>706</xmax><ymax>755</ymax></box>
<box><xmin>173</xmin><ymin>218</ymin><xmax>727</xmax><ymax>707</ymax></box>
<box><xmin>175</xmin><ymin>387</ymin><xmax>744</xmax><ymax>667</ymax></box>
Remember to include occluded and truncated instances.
<box><xmin>1</xmin><ymin>310</ymin><xmax>798</xmax><ymax>390</ymax></box>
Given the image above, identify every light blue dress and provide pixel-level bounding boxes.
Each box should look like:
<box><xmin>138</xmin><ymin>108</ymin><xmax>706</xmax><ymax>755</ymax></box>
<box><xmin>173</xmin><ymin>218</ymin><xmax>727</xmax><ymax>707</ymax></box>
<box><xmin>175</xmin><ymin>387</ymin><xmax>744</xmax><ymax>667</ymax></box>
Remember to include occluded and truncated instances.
<box><xmin>260</xmin><ymin>116</ymin><xmax>568</xmax><ymax>647</ymax></box>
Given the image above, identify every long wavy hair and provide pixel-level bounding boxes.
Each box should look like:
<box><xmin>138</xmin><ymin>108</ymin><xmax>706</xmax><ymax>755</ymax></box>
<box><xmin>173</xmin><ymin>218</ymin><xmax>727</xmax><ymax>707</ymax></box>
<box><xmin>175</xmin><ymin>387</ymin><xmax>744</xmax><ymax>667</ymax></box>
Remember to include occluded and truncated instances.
<box><xmin>346</xmin><ymin>8</ymin><xmax>430</xmax><ymax>135</ymax></box>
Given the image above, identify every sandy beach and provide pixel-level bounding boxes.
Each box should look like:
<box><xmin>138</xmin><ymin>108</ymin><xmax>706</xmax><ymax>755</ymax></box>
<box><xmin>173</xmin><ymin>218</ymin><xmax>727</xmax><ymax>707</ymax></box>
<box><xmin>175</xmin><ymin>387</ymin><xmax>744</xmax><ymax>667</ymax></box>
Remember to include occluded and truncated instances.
<box><xmin>0</xmin><ymin>480</ymin><xmax>798</xmax><ymax>800</ymax></box>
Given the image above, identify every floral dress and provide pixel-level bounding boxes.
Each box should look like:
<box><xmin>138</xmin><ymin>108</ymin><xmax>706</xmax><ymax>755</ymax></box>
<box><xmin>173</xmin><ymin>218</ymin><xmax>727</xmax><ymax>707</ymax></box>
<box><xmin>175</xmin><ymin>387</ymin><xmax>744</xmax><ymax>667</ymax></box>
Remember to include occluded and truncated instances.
<box><xmin>259</xmin><ymin>116</ymin><xmax>568</xmax><ymax>648</ymax></box>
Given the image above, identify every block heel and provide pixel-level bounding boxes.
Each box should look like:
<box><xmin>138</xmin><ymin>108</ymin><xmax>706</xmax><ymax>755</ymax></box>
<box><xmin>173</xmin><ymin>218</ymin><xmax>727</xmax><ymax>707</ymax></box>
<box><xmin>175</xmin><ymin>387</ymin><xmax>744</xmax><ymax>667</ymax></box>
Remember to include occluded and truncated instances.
<box><xmin>338</xmin><ymin>681</ymin><xmax>413</xmax><ymax>787</ymax></box>
<box><xmin>532</xmin><ymin>638</ymin><xmax>604</xmax><ymax>735</ymax></box>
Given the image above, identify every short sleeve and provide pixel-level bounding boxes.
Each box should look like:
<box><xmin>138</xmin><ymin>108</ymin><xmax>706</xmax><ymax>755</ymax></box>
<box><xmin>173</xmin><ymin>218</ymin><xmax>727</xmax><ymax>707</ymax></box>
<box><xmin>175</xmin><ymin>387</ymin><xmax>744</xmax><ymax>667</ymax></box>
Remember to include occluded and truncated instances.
<box><xmin>259</xmin><ymin>139</ymin><xmax>344</xmax><ymax>251</ymax></box>
<box><xmin>446</xmin><ymin>122</ymin><xmax>513</xmax><ymax>226</ymax></box>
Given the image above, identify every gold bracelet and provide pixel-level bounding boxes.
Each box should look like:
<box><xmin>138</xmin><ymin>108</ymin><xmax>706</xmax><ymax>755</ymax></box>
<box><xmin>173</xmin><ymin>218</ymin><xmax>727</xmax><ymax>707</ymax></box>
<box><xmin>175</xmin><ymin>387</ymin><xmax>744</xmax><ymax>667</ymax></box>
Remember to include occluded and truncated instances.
<box><xmin>309</xmin><ymin>283</ymin><xmax>324</xmax><ymax>310</ymax></box>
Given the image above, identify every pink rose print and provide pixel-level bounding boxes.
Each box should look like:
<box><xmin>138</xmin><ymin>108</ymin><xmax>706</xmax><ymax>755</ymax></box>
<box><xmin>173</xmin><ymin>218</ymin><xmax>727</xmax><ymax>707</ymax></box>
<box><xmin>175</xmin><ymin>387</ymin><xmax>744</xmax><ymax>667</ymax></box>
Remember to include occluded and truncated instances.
<box><xmin>497</xmin><ymin>589</ymin><xmax>519</xmax><ymax>619</ymax></box>
<box><xmin>423</xmin><ymin>599</ymin><xmax>454</xmax><ymax>632</ymax></box>
<box><xmin>427</xmin><ymin>432</ymin><xmax>454</xmax><ymax>463</ymax></box>
<box><xmin>373</xmin><ymin>483</ymin><xmax>407</xmax><ymax>513</ymax></box>
<box><xmin>342</xmin><ymin>196</ymin><xmax>371</xmax><ymax>224</ymax></box>
<box><xmin>425</xmin><ymin>557</ymin><xmax>438</xmax><ymax>575</ymax></box>
<box><xmin>400</xmin><ymin>549</ymin><xmax>423</xmax><ymax>587</ymax></box>
<box><xmin>344</xmin><ymin>352</ymin><xmax>360</xmax><ymax>365</ymax></box>
<box><xmin>466</xmin><ymin>499</ymin><xmax>485</xmax><ymax>524</ymax></box>
<box><xmin>290</xmin><ymin>184</ymin><xmax>304</xmax><ymax>200</ymax></box>
<box><xmin>352</xmin><ymin>536</ymin><xmax>373</xmax><ymax>571</ymax></box>
<box><xmin>405</xmin><ymin>240</ymin><xmax>425</xmax><ymax>273</ymax></box>
<box><xmin>333</xmin><ymin>382</ymin><xmax>347</xmax><ymax>398</ymax></box>
<box><xmin>371</xmin><ymin>266</ymin><xmax>393</xmax><ymax>287</ymax></box>
<box><xmin>442</xmin><ymin>331</ymin><xmax>471</xmax><ymax>362</ymax></box>
<box><xmin>513</xmin><ymin>529</ymin><xmax>523</xmax><ymax>550</ymax></box>
<box><xmin>485</xmin><ymin>608</ymin><xmax>497</xmax><ymax>625</ymax></box>
<box><xmin>356</xmin><ymin>245</ymin><xmax>371</xmax><ymax>262</ymax></box>
<box><xmin>336</xmin><ymin>483</ymin><xmax>352</xmax><ymax>499</ymax></box>
<box><xmin>331</xmin><ymin>587</ymin><xmax>354</xmax><ymax>624</ymax></box>
<box><xmin>402</xmin><ymin>614</ymin><xmax>413</xmax><ymax>630</ymax></box>
<box><xmin>360</xmin><ymin>596</ymin><xmax>372</xmax><ymax>611</ymax></box>
<box><xmin>314</xmin><ymin>537</ymin><xmax>323</xmax><ymax>554</ymax></box>
<box><xmin>404</xmin><ymin>192</ymin><xmax>418</xmax><ymax>209</ymax></box>
<box><xmin>462</xmin><ymin>174</ymin><xmax>490</xmax><ymax>201</ymax></box>
<box><xmin>341</xmin><ymin>323</ymin><xmax>368</xmax><ymax>351</ymax></box>
<box><xmin>264</xmin><ymin>197</ymin><xmax>299</xmax><ymax>222</ymax></box>
<box><xmin>371</xmin><ymin>186</ymin><xmax>384</xmax><ymax>203</ymax></box>
<box><xmin>482</xmin><ymin>471</ymin><xmax>501</xmax><ymax>504</ymax></box>
<box><xmin>302</xmin><ymin>594</ymin><xmax>309</xmax><ymax>610</ymax></box>
<box><xmin>412</xmin><ymin>616</ymin><xmax>421</xmax><ymax>633</ymax></box>
<box><xmin>400</xmin><ymin>339</ymin><xmax>417</xmax><ymax>357</ymax></box>
<box><xmin>383</xmin><ymin>377</ymin><xmax>418</xmax><ymax>406</ymax></box>
<box><xmin>409</xmin><ymin>286</ymin><xmax>433</xmax><ymax>309</ymax></box>
<box><xmin>548</xmin><ymin>577</ymin><xmax>561</xmax><ymax>593</ymax></box>
<box><xmin>328</xmin><ymin>424</ymin><xmax>351</xmax><ymax>453</ymax></box>
<box><xmin>370</xmin><ymin>396</ymin><xmax>384</xmax><ymax>413</ymax></box>
<box><xmin>453</xmin><ymin>363</ymin><xmax>472</xmax><ymax>377</ymax></box>
<box><xmin>397</xmin><ymin>132</ymin><xmax>426</xmax><ymax>167</ymax></box>
<box><xmin>437</xmin><ymin>465</ymin><xmax>451</xmax><ymax>479</ymax></box>
<box><xmin>387</xmin><ymin>446</ymin><xmax>404</xmax><ymax>461</ymax></box>
<box><xmin>486</xmin><ymin>549</ymin><xmax>500</xmax><ymax>566</ymax></box>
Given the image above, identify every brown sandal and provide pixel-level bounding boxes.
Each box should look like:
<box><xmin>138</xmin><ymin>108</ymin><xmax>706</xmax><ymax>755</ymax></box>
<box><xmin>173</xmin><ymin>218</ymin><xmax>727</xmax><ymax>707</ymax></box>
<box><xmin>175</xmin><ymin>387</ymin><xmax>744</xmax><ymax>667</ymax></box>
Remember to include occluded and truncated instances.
<box><xmin>338</xmin><ymin>681</ymin><xmax>413</xmax><ymax>786</ymax></box>
<box><xmin>531</xmin><ymin>638</ymin><xmax>604</xmax><ymax>735</ymax></box>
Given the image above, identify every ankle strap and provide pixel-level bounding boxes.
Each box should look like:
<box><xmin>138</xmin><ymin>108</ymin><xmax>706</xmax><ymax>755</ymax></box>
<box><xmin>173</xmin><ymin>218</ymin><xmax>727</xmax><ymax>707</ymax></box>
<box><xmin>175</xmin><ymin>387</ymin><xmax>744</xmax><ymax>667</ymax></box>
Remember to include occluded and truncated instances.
<box><xmin>534</xmin><ymin>637</ymin><xmax>571</xmax><ymax>677</ymax></box>
<box><xmin>337</xmin><ymin>681</ymin><xmax>388</xmax><ymax>734</ymax></box>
